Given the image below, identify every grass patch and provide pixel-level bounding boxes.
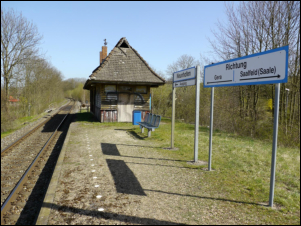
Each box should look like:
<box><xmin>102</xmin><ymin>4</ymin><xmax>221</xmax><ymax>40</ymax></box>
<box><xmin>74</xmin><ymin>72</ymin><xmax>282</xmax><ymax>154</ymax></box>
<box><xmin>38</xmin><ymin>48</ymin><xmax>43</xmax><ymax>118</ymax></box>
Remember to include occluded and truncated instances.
<box><xmin>75</xmin><ymin>113</ymin><xmax>300</xmax><ymax>224</ymax></box>
<box><xmin>1</xmin><ymin>99</ymin><xmax>69</xmax><ymax>139</ymax></box>
<box><xmin>1</xmin><ymin>129</ymin><xmax>15</xmax><ymax>139</ymax></box>
<box><xmin>1</xmin><ymin>112</ymin><xmax>48</xmax><ymax>139</ymax></box>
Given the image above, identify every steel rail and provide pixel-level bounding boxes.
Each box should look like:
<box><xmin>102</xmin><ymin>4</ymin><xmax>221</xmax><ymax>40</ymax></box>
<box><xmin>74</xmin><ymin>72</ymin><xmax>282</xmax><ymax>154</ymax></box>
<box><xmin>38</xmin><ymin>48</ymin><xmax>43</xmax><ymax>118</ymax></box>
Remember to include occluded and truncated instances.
<box><xmin>1</xmin><ymin>102</ymin><xmax>74</xmax><ymax>224</ymax></box>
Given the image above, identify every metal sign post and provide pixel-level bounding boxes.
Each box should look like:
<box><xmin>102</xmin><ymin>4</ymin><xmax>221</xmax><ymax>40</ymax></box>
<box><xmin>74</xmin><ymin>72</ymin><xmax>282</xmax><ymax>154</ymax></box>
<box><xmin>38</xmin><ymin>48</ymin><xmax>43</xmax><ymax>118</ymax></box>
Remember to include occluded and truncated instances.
<box><xmin>208</xmin><ymin>87</ymin><xmax>214</xmax><ymax>170</ymax></box>
<box><xmin>171</xmin><ymin>86</ymin><xmax>176</xmax><ymax>149</ymax></box>
<box><xmin>194</xmin><ymin>66</ymin><xmax>200</xmax><ymax>162</ymax></box>
<box><xmin>269</xmin><ymin>83</ymin><xmax>280</xmax><ymax>207</ymax></box>
<box><xmin>171</xmin><ymin>66</ymin><xmax>200</xmax><ymax>163</ymax></box>
<box><xmin>203</xmin><ymin>45</ymin><xmax>289</xmax><ymax>207</ymax></box>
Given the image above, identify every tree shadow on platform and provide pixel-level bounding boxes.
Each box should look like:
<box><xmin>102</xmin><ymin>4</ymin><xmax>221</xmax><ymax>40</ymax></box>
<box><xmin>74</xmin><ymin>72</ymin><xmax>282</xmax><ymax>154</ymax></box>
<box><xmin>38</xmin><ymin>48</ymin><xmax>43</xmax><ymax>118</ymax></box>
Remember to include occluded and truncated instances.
<box><xmin>113</xmin><ymin>143</ymin><xmax>160</xmax><ymax>149</ymax></box>
<box><xmin>100</xmin><ymin>144</ymin><xmax>146</xmax><ymax>196</ymax></box>
<box><xmin>106</xmin><ymin>159</ymin><xmax>146</xmax><ymax>196</ymax></box>
<box><xmin>124</xmin><ymin>161</ymin><xmax>200</xmax><ymax>170</ymax></box>
<box><xmin>101</xmin><ymin>143</ymin><xmax>121</xmax><ymax>156</ymax></box>
<box><xmin>100</xmin><ymin>143</ymin><xmax>187</xmax><ymax>163</ymax></box>
<box><xmin>41</xmin><ymin>202</ymin><xmax>184</xmax><ymax>225</ymax></box>
<box><xmin>144</xmin><ymin>189</ymin><xmax>266</xmax><ymax>207</ymax></box>
<box><xmin>114</xmin><ymin>128</ymin><xmax>147</xmax><ymax>140</ymax></box>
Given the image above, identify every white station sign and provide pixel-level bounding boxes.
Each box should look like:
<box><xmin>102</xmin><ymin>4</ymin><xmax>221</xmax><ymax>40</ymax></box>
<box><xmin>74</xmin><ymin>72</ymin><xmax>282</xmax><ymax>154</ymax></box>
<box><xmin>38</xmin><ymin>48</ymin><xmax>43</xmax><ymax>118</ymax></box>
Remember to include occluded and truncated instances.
<box><xmin>173</xmin><ymin>79</ymin><xmax>196</xmax><ymax>88</ymax></box>
<box><xmin>173</xmin><ymin>67</ymin><xmax>196</xmax><ymax>83</ymax></box>
<box><xmin>204</xmin><ymin>46</ymin><xmax>288</xmax><ymax>88</ymax></box>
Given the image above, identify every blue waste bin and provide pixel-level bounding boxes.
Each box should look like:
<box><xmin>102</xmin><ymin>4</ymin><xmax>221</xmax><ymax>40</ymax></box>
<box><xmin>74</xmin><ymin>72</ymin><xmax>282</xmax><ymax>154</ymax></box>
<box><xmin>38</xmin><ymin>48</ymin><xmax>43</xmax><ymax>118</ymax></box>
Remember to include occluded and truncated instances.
<box><xmin>132</xmin><ymin>110</ymin><xmax>141</xmax><ymax>125</ymax></box>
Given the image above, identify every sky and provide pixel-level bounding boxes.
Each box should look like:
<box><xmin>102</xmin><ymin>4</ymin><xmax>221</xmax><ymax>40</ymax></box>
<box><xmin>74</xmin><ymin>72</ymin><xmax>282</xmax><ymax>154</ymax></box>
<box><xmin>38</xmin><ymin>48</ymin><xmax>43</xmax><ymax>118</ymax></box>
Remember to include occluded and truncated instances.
<box><xmin>1</xmin><ymin>1</ymin><xmax>231</xmax><ymax>81</ymax></box>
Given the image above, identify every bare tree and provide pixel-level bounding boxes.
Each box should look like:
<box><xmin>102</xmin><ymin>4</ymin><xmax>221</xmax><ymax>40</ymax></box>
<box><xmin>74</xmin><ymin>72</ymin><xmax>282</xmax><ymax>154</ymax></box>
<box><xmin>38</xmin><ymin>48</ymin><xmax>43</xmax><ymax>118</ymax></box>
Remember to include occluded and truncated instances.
<box><xmin>166</xmin><ymin>54</ymin><xmax>200</xmax><ymax>81</ymax></box>
<box><xmin>1</xmin><ymin>8</ymin><xmax>42</xmax><ymax>103</ymax></box>
<box><xmin>208</xmin><ymin>1</ymin><xmax>300</xmax><ymax>142</ymax></box>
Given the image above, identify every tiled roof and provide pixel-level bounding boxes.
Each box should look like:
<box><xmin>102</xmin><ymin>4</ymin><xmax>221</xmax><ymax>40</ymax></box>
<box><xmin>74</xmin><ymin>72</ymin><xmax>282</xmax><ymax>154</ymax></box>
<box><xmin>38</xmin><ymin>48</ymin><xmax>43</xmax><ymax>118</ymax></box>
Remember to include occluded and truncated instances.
<box><xmin>84</xmin><ymin>38</ymin><xmax>165</xmax><ymax>89</ymax></box>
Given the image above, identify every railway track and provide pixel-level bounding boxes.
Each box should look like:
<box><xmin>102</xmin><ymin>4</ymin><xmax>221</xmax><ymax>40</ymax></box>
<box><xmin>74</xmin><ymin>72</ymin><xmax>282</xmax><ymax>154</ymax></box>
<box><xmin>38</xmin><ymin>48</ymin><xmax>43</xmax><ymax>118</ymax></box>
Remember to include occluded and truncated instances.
<box><xmin>1</xmin><ymin>100</ymin><xmax>76</xmax><ymax>225</ymax></box>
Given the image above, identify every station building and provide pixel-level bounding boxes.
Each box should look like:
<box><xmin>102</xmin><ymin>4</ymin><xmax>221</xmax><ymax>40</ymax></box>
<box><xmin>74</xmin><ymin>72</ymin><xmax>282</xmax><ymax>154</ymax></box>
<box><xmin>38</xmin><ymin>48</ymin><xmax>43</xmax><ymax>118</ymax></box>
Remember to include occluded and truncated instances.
<box><xmin>83</xmin><ymin>37</ymin><xmax>165</xmax><ymax>122</ymax></box>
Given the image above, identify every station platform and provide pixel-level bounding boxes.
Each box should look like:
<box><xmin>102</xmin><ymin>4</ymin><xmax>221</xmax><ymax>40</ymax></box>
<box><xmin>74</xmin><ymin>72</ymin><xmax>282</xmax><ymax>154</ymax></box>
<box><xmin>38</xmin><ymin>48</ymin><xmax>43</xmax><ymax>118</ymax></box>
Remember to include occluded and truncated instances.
<box><xmin>36</xmin><ymin>119</ymin><xmax>204</xmax><ymax>225</ymax></box>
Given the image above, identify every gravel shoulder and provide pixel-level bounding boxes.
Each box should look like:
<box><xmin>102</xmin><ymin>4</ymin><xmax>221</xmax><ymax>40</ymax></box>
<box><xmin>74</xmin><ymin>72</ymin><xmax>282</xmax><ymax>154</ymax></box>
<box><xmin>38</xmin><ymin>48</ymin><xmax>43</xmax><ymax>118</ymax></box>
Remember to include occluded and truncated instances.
<box><xmin>36</xmin><ymin>119</ymin><xmax>282</xmax><ymax>225</ymax></box>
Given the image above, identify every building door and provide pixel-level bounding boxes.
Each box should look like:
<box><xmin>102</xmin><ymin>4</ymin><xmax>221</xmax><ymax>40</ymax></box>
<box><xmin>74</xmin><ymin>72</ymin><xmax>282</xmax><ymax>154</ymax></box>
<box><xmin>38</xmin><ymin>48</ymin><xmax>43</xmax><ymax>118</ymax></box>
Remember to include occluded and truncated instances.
<box><xmin>118</xmin><ymin>93</ymin><xmax>134</xmax><ymax>122</ymax></box>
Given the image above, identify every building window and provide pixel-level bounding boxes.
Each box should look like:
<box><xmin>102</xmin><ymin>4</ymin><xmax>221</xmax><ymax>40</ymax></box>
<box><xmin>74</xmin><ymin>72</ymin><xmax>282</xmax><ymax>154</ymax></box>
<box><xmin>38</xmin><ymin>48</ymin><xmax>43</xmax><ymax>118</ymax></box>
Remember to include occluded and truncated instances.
<box><xmin>105</xmin><ymin>85</ymin><xmax>116</xmax><ymax>92</ymax></box>
<box><xmin>135</xmin><ymin>86</ymin><xmax>147</xmax><ymax>94</ymax></box>
<box><xmin>118</xmin><ymin>85</ymin><xmax>132</xmax><ymax>92</ymax></box>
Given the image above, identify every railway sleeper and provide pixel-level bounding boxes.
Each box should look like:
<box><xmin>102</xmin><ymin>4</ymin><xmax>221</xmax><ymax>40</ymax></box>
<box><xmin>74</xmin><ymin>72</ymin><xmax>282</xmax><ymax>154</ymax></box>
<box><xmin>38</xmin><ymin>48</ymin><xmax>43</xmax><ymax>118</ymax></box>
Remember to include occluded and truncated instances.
<box><xmin>23</xmin><ymin>183</ymin><xmax>34</xmax><ymax>189</ymax></box>
<box><xmin>4</xmin><ymin>213</ymin><xmax>20</xmax><ymax>223</ymax></box>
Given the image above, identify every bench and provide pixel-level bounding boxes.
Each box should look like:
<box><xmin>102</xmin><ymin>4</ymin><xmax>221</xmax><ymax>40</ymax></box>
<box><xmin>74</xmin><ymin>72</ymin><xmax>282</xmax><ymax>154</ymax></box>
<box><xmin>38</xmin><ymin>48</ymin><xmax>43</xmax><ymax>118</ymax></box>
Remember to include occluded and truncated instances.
<box><xmin>137</xmin><ymin>113</ymin><xmax>161</xmax><ymax>137</ymax></box>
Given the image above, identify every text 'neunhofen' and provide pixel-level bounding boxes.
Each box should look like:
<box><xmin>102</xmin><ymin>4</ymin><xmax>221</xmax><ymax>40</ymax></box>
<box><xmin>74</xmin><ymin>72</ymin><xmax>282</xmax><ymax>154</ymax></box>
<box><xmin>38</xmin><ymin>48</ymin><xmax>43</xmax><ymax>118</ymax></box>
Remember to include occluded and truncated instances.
<box><xmin>176</xmin><ymin>71</ymin><xmax>191</xmax><ymax>79</ymax></box>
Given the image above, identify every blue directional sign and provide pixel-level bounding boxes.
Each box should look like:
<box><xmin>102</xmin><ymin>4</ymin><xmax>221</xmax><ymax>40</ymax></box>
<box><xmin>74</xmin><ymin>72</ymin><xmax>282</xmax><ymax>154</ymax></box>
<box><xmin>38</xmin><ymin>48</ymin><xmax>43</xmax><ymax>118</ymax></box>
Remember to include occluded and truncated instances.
<box><xmin>173</xmin><ymin>67</ymin><xmax>196</xmax><ymax>83</ymax></box>
<box><xmin>204</xmin><ymin>46</ymin><xmax>289</xmax><ymax>88</ymax></box>
<box><xmin>173</xmin><ymin>79</ymin><xmax>195</xmax><ymax>88</ymax></box>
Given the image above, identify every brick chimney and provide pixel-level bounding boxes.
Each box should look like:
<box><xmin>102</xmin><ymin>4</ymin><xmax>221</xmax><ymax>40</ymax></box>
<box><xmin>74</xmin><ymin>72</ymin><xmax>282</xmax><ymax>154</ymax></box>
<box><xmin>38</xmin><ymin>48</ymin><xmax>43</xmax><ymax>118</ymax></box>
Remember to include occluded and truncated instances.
<box><xmin>100</xmin><ymin>46</ymin><xmax>107</xmax><ymax>64</ymax></box>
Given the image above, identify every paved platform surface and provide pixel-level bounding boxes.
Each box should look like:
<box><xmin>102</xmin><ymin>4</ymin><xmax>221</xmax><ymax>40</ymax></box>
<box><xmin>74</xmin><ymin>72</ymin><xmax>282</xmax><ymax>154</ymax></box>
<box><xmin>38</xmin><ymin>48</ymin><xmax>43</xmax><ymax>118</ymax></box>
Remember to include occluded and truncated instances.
<box><xmin>36</xmin><ymin>121</ymin><xmax>206</xmax><ymax>225</ymax></box>
<box><xmin>36</xmin><ymin>120</ymin><xmax>265</xmax><ymax>225</ymax></box>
